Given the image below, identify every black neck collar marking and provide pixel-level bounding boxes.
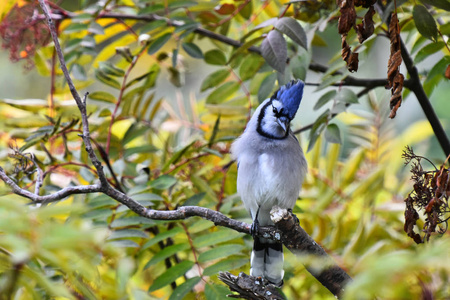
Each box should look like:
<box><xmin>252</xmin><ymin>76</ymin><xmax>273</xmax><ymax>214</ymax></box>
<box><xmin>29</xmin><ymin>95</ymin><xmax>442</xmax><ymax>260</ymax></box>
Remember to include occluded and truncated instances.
<box><xmin>256</xmin><ymin>100</ymin><xmax>289</xmax><ymax>140</ymax></box>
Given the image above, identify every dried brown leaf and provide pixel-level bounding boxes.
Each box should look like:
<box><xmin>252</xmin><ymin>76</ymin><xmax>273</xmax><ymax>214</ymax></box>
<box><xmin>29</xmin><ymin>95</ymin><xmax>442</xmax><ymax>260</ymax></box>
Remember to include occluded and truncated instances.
<box><xmin>404</xmin><ymin>196</ymin><xmax>423</xmax><ymax>244</ymax></box>
<box><xmin>341</xmin><ymin>35</ymin><xmax>359</xmax><ymax>72</ymax></box>
<box><xmin>402</xmin><ymin>147</ymin><xmax>450</xmax><ymax>243</ymax></box>
<box><xmin>337</xmin><ymin>0</ymin><xmax>356</xmax><ymax>35</ymax></box>
<box><xmin>387</xmin><ymin>12</ymin><xmax>404</xmax><ymax>118</ymax></box>
<box><xmin>356</xmin><ymin>6</ymin><xmax>375</xmax><ymax>43</ymax></box>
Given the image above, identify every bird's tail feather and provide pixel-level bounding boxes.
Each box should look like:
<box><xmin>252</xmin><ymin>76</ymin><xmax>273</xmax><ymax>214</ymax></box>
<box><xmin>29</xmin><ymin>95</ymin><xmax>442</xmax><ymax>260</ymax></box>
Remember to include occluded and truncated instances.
<box><xmin>250</xmin><ymin>236</ymin><xmax>284</xmax><ymax>286</ymax></box>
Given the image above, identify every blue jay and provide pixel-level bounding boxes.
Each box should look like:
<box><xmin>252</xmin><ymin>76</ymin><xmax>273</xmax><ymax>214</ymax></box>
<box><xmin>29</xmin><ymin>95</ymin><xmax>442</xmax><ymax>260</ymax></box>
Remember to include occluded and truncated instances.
<box><xmin>231</xmin><ymin>80</ymin><xmax>307</xmax><ymax>286</ymax></box>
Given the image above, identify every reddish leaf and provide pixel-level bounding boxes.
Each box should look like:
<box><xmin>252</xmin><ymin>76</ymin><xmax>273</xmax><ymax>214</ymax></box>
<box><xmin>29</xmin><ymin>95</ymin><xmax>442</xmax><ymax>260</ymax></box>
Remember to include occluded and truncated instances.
<box><xmin>445</xmin><ymin>64</ymin><xmax>450</xmax><ymax>79</ymax></box>
<box><xmin>214</xmin><ymin>3</ymin><xmax>235</xmax><ymax>15</ymax></box>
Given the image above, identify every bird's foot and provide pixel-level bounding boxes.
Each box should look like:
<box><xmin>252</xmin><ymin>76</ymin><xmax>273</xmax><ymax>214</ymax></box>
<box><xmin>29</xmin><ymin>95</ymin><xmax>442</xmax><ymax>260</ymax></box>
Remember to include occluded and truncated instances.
<box><xmin>250</xmin><ymin>218</ymin><xmax>260</xmax><ymax>238</ymax></box>
<box><xmin>287</xmin><ymin>208</ymin><xmax>300</xmax><ymax>225</ymax></box>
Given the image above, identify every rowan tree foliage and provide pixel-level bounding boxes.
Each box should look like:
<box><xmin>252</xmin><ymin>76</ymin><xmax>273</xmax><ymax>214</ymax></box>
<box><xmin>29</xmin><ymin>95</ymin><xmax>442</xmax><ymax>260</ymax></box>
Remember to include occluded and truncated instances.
<box><xmin>0</xmin><ymin>0</ymin><xmax>449</xmax><ymax>299</ymax></box>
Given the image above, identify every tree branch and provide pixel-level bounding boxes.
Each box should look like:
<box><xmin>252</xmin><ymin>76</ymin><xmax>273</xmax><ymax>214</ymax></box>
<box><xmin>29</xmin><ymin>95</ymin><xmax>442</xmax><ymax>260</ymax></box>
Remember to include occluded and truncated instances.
<box><xmin>374</xmin><ymin>1</ymin><xmax>450</xmax><ymax>156</ymax></box>
<box><xmin>42</xmin><ymin>10</ymin><xmax>396</xmax><ymax>94</ymax></box>
<box><xmin>399</xmin><ymin>39</ymin><xmax>450</xmax><ymax>156</ymax></box>
<box><xmin>219</xmin><ymin>207</ymin><xmax>352</xmax><ymax>299</ymax></box>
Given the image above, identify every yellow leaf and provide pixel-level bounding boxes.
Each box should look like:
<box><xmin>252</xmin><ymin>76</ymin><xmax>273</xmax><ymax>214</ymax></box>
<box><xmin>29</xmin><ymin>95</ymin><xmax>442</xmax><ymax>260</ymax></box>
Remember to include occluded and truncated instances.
<box><xmin>0</xmin><ymin>0</ymin><xmax>18</xmax><ymax>22</ymax></box>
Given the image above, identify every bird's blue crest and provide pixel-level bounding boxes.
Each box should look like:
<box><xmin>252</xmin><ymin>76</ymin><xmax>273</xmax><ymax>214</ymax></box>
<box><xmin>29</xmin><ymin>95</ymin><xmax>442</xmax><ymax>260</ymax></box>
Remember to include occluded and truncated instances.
<box><xmin>271</xmin><ymin>80</ymin><xmax>304</xmax><ymax>120</ymax></box>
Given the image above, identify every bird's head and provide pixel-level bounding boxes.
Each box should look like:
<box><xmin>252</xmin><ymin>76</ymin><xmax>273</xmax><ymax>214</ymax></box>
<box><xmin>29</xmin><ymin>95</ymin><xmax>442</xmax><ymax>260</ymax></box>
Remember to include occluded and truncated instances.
<box><xmin>260</xmin><ymin>80</ymin><xmax>304</xmax><ymax>138</ymax></box>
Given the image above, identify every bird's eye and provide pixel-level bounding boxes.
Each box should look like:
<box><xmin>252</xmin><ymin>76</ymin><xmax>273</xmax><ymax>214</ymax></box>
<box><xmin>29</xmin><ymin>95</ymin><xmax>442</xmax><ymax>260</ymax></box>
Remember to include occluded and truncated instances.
<box><xmin>272</xmin><ymin>106</ymin><xmax>278</xmax><ymax>114</ymax></box>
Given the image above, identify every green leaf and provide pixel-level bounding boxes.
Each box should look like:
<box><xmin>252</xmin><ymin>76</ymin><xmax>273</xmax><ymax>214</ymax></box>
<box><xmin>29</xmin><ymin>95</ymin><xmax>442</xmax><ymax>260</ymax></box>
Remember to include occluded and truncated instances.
<box><xmin>275</xmin><ymin>17</ymin><xmax>307</xmax><ymax>49</ymax></box>
<box><xmin>198</xmin><ymin>244</ymin><xmax>245</xmax><ymax>263</ymax></box>
<box><xmin>414</xmin><ymin>41</ymin><xmax>446</xmax><ymax>64</ymax></box>
<box><xmin>124</xmin><ymin>144</ymin><xmax>159</xmax><ymax>157</ymax></box>
<box><xmin>162</xmin><ymin>141</ymin><xmax>195</xmax><ymax>172</ymax></box>
<box><xmin>108</xmin><ymin>240</ymin><xmax>140</xmax><ymax>248</ymax></box>
<box><xmin>315</xmin><ymin>74</ymin><xmax>347</xmax><ymax>91</ymax></box>
<box><xmin>89</xmin><ymin>91</ymin><xmax>117</xmax><ymax>103</ymax></box>
<box><xmin>182</xmin><ymin>193</ymin><xmax>206</xmax><ymax>206</ymax></box>
<box><xmin>1</xmin><ymin>98</ymin><xmax>48</xmax><ymax>112</ymax></box>
<box><xmin>72</xmin><ymin>63</ymin><xmax>86</xmax><ymax>81</ymax></box>
<box><xmin>203</xmin><ymin>258</ymin><xmax>248</xmax><ymax>276</ymax></box>
<box><xmin>204</xmin><ymin>284</ymin><xmax>230</xmax><ymax>300</ymax></box>
<box><xmin>148</xmin><ymin>33</ymin><xmax>172</xmax><ymax>55</ymax></box>
<box><xmin>182</xmin><ymin>42</ymin><xmax>204</xmax><ymax>59</ymax></box>
<box><xmin>420</xmin><ymin>0</ymin><xmax>450</xmax><ymax>11</ymax></box>
<box><xmin>239</xmin><ymin>54</ymin><xmax>265</xmax><ymax>81</ymax></box>
<box><xmin>325</xmin><ymin>124</ymin><xmax>341</xmax><ymax>144</ymax></box>
<box><xmin>122</xmin><ymin>123</ymin><xmax>150</xmax><ymax>145</ymax></box>
<box><xmin>204</xmin><ymin>49</ymin><xmax>227</xmax><ymax>65</ymax></box>
<box><xmin>307</xmin><ymin>109</ymin><xmax>330</xmax><ymax>152</ymax></box>
<box><xmin>168</xmin><ymin>277</ymin><xmax>201</xmax><ymax>300</ymax></box>
<box><xmin>413</xmin><ymin>5</ymin><xmax>438</xmax><ymax>41</ymax></box>
<box><xmin>138</xmin><ymin>4</ymin><xmax>165</xmax><ymax>14</ymax></box>
<box><xmin>174</xmin><ymin>22</ymin><xmax>199</xmax><ymax>34</ymax></box>
<box><xmin>108</xmin><ymin>229</ymin><xmax>148</xmax><ymax>240</ymax></box>
<box><xmin>427</xmin><ymin>56</ymin><xmax>450</xmax><ymax>81</ymax></box>
<box><xmin>228</xmin><ymin>36</ymin><xmax>265</xmax><ymax>64</ymax></box>
<box><xmin>150</xmin><ymin>175</ymin><xmax>177</xmax><ymax>190</ymax></box>
<box><xmin>88</xmin><ymin>22</ymin><xmax>104</xmax><ymax>35</ymax></box>
<box><xmin>205</xmin><ymin>284</ymin><xmax>230</xmax><ymax>300</ymax></box>
<box><xmin>141</xmin><ymin>227</ymin><xmax>184</xmax><ymax>251</ymax></box>
<box><xmin>335</xmin><ymin>88</ymin><xmax>358</xmax><ymax>104</ymax></box>
<box><xmin>130</xmin><ymin>192</ymin><xmax>163</xmax><ymax>202</ymax></box>
<box><xmin>261</xmin><ymin>30</ymin><xmax>287</xmax><ymax>73</ymax></box>
<box><xmin>314</xmin><ymin>90</ymin><xmax>337</xmax><ymax>110</ymax></box>
<box><xmin>95</xmin><ymin>70</ymin><xmax>121</xmax><ymax>89</ymax></box>
<box><xmin>208</xmin><ymin>115</ymin><xmax>220</xmax><ymax>147</ymax></box>
<box><xmin>257</xmin><ymin>73</ymin><xmax>277</xmax><ymax>102</ymax></box>
<box><xmin>110</xmin><ymin>216</ymin><xmax>156</xmax><ymax>228</ymax></box>
<box><xmin>139</xmin><ymin>20</ymin><xmax>167</xmax><ymax>33</ymax></box>
<box><xmin>238</xmin><ymin>0</ymin><xmax>252</xmax><ymax>19</ymax></box>
<box><xmin>206</xmin><ymin>82</ymin><xmax>240</xmax><ymax>104</ymax></box>
<box><xmin>168</xmin><ymin>1</ymin><xmax>197</xmax><ymax>9</ymax></box>
<box><xmin>201</xmin><ymin>69</ymin><xmax>230</xmax><ymax>92</ymax></box>
<box><xmin>193</xmin><ymin>230</ymin><xmax>244</xmax><ymax>248</ymax></box>
<box><xmin>440</xmin><ymin>23</ymin><xmax>450</xmax><ymax>35</ymax></box>
<box><xmin>99</xmin><ymin>61</ymin><xmax>125</xmax><ymax>77</ymax></box>
<box><xmin>144</xmin><ymin>243</ymin><xmax>191</xmax><ymax>269</ymax></box>
<box><xmin>148</xmin><ymin>261</ymin><xmax>194</xmax><ymax>292</ymax></box>
<box><xmin>65</xmin><ymin>23</ymin><xmax>89</xmax><ymax>34</ymax></box>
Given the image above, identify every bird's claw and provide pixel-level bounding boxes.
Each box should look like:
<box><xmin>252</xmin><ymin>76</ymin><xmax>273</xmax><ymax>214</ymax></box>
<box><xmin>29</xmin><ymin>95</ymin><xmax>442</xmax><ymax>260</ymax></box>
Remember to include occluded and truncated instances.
<box><xmin>250</xmin><ymin>218</ymin><xmax>260</xmax><ymax>238</ymax></box>
<box><xmin>287</xmin><ymin>208</ymin><xmax>300</xmax><ymax>225</ymax></box>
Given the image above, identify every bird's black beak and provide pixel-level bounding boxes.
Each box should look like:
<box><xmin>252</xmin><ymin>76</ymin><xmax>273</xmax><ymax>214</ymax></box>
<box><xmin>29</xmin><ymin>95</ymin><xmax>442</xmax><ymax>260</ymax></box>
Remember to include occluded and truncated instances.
<box><xmin>277</xmin><ymin>116</ymin><xmax>290</xmax><ymax>134</ymax></box>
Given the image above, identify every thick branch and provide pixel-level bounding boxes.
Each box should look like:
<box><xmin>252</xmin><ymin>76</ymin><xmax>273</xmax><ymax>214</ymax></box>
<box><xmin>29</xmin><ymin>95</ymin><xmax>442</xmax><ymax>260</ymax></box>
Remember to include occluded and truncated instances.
<box><xmin>399</xmin><ymin>39</ymin><xmax>450</xmax><ymax>156</ymax></box>
<box><xmin>218</xmin><ymin>272</ymin><xmax>284</xmax><ymax>300</ymax></box>
<box><xmin>219</xmin><ymin>207</ymin><xmax>351</xmax><ymax>299</ymax></box>
<box><xmin>271</xmin><ymin>207</ymin><xmax>351</xmax><ymax>298</ymax></box>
